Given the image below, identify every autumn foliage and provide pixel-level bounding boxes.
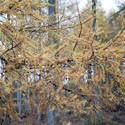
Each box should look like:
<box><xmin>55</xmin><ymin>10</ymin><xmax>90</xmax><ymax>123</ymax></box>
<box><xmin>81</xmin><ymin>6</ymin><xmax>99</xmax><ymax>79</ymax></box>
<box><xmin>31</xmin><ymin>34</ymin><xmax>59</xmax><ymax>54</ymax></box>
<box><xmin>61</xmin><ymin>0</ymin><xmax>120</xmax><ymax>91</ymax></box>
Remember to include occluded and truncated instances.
<box><xmin>0</xmin><ymin>0</ymin><xmax>125</xmax><ymax>123</ymax></box>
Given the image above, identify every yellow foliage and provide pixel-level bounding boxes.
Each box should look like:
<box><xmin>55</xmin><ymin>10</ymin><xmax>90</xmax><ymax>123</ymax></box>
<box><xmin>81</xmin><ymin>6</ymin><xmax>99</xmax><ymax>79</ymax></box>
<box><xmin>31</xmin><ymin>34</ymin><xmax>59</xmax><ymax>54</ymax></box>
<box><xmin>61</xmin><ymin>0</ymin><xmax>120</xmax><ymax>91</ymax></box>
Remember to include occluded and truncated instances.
<box><xmin>0</xmin><ymin>0</ymin><xmax>124</xmax><ymax>121</ymax></box>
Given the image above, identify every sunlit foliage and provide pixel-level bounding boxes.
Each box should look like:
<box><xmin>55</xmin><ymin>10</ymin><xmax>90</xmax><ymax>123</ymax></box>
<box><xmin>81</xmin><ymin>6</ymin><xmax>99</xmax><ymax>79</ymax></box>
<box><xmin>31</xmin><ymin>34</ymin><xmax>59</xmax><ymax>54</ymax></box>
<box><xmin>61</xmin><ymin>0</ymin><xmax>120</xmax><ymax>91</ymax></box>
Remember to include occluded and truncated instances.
<box><xmin>0</xmin><ymin>0</ymin><xmax>125</xmax><ymax>122</ymax></box>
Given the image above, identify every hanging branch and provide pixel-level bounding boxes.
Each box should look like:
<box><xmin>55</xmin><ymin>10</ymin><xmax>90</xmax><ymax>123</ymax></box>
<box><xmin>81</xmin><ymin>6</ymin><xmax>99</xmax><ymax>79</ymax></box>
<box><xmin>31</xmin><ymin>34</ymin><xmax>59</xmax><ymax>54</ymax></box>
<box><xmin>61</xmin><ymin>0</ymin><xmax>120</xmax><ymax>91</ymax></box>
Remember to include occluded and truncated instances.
<box><xmin>73</xmin><ymin>0</ymin><xmax>83</xmax><ymax>51</ymax></box>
